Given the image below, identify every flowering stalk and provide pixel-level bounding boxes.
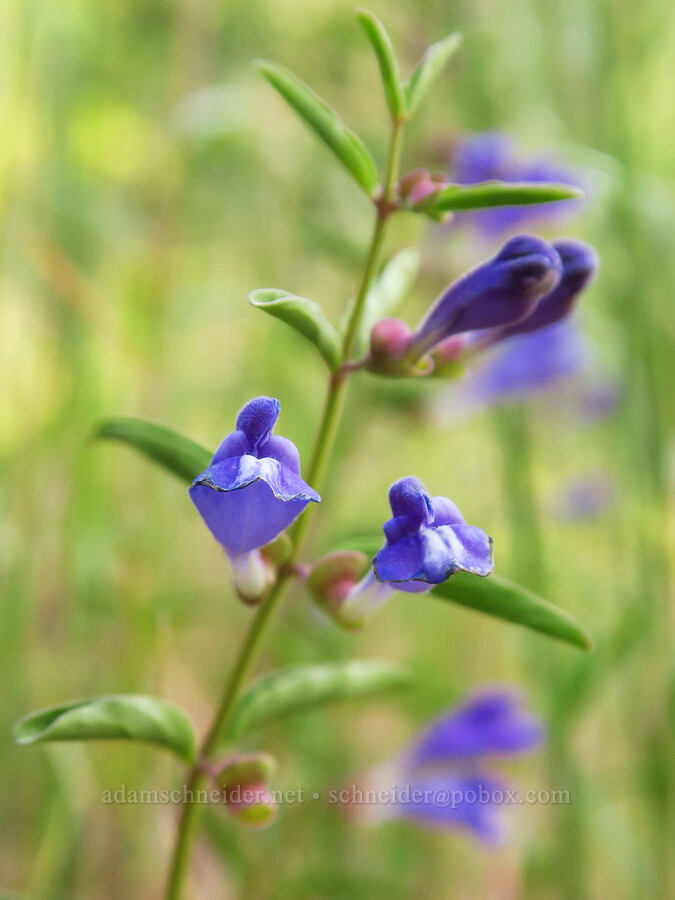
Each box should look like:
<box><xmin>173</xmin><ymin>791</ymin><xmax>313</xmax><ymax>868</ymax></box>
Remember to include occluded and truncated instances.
<box><xmin>165</xmin><ymin>114</ymin><xmax>406</xmax><ymax>900</ymax></box>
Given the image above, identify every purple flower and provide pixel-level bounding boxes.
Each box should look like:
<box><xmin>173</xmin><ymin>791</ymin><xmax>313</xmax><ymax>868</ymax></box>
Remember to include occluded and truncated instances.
<box><xmin>451</xmin><ymin>132</ymin><xmax>584</xmax><ymax>237</ymax></box>
<box><xmin>407</xmin><ymin>690</ymin><xmax>545</xmax><ymax>766</ymax></box>
<box><xmin>406</xmin><ymin>235</ymin><xmax>562</xmax><ymax>363</ymax></box>
<box><xmin>450</xmin><ymin>320</ymin><xmax>590</xmax><ymax>415</ymax></box>
<box><xmin>552</xmin><ymin>472</ymin><xmax>616</xmax><ymax>521</ymax></box>
<box><xmin>486</xmin><ymin>239</ymin><xmax>598</xmax><ymax>343</ymax></box>
<box><xmin>337</xmin><ymin>477</ymin><xmax>493</xmax><ymax>628</ymax></box>
<box><xmin>190</xmin><ymin>397</ymin><xmax>319</xmax><ymax>598</ymax></box>
<box><xmin>350</xmin><ymin>688</ymin><xmax>544</xmax><ymax>843</ymax></box>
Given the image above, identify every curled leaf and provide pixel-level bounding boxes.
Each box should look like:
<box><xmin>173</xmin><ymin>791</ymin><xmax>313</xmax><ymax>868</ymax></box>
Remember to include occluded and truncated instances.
<box><xmin>13</xmin><ymin>695</ymin><xmax>196</xmax><ymax>762</ymax></box>
<box><xmin>249</xmin><ymin>289</ymin><xmax>341</xmax><ymax>369</ymax></box>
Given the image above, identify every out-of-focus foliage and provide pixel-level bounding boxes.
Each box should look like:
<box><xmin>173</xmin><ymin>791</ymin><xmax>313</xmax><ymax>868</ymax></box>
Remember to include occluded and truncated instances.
<box><xmin>1</xmin><ymin>0</ymin><xmax>673</xmax><ymax>897</ymax></box>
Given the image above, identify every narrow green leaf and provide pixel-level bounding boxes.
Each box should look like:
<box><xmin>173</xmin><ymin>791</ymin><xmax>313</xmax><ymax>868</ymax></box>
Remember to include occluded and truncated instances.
<box><xmin>356</xmin><ymin>9</ymin><xmax>405</xmax><ymax>119</ymax></box>
<box><xmin>95</xmin><ymin>418</ymin><xmax>212</xmax><ymax>483</ymax></box>
<box><xmin>256</xmin><ymin>60</ymin><xmax>379</xmax><ymax>196</ymax></box>
<box><xmin>13</xmin><ymin>695</ymin><xmax>196</xmax><ymax>762</ymax></box>
<box><xmin>404</xmin><ymin>32</ymin><xmax>462</xmax><ymax>116</ymax></box>
<box><xmin>249</xmin><ymin>288</ymin><xmax>341</xmax><ymax>369</ymax></box>
<box><xmin>431</xmin><ymin>573</ymin><xmax>592</xmax><ymax>650</ymax></box>
<box><xmin>424</xmin><ymin>180</ymin><xmax>583</xmax><ymax>213</ymax></box>
<box><xmin>229</xmin><ymin>660</ymin><xmax>410</xmax><ymax>738</ymax></box>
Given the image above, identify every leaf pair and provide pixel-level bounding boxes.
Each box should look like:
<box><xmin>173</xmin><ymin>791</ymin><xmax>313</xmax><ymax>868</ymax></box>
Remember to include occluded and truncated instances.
<box><xmin>14</xmin><ymin>661</ymin><xmax>408</xmax><ymax>760</ymax></box>
<box><xmin>257</xmin><ymin>12</ymin><xmax>463</xmax><ymax>196</ymax></box>
<box><xmin>357</xmin><ymin>9</ymin><xmax>462</xmax><ymax>120</ymax></box>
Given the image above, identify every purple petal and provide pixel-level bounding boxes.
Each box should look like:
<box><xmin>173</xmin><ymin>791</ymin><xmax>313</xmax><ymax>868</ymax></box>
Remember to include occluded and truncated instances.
<box><xmin>494</xmin><ymin>240</ymin><xmax>598</xmax><ymax>340</ymax></box>
<box><xmin>552</xmin><ymin>472</ymin><xmax>616</xmax><ymax>521</ymax></box>
<box><xmin>388</xmin><ymin>477</ymin><xmax>434</xmax><ymax>524</ymax></box>
<box><xmin>454</xmin><ymin>133</ymin><xmax>513</xmax><ymax>184</ymax></box>
<box><xmin>374</xmin><ymin>523</ymin><xmax>493</xmax><ymax>585</ymax></box>
<box><xmin>408</xmin><ymin>690</ymin><xmax>545</xmax><ymax>768</ymax></box>
<box><xmin>258</xmin><ymin>435</ymin><xmax>302</xmax><ymax>474</ymax></box>
<box><xmin>409</xmin><ymin>236</ymin><xmax>562</xmax><ymax>359</ymax></box>
<box><xmin>394</xmin><ymin>772</ymin><xmax>508</xmax><ymax>843</ymax></box>
<box><xmin>465</xmin><ymin>320</ymin><xmax>589</xmax><ymax>404</ymax></box>
<box><xmin>211</xmin><ymin>430</ymin><xmax>250</xmax><ymax>464</ymax></box>
<box><xmin>235</xmin><ymin>396</ymin><xmax>280</xmax><ymax>452</ymax></box>
<box><xmin>430</xmin><ymin>496</ymin><xmax>465</xmax><ymax>526</ymax></box>
<box><xmin>190</xmin><ymin>455</ymin><xmax>319</xmax><ymax>556</ymax></box>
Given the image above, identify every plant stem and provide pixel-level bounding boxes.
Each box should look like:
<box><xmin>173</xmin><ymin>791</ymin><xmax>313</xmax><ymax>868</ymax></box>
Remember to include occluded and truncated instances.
<box><xmin>341</xmin><ymin>117</ymin><xmax>403</xmax><ymax>361</ymax></box>
<box><xmin>166</xmin><ymin>574</ymin><xmax>292</xmax><ymax>899</ymax></box>
<box><xmin>165</xmin><ymin>121</ymin><xmax>405</xmax><ymax>900</ymax></box>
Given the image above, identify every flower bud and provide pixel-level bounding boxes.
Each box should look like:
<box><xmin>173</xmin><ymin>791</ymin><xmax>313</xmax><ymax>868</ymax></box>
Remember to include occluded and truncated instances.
<box><xmin>306</xmin><ymin>551</ymin><xmax>371</xmax><ymax>629</ymax></box>
<box><xmin>397</xmin><ymin>169</ymin><xmax>448</xmax><ymax>209</ymax></box>
<box><xmin>367</xmin><ymin>319</ymin><xmax>434</xmax><ymax>377</ymax></box>
<box><xmin>430</xmin><ymin>335</ymin><xmax>468</xmax><ymax>378</ymax></box>
<box><xmin>370</xmin><ymin>318</ymin><xmax>413</xmax><ymax>361</ymax></box>
<box><xmin>230</xmin><ymin>549</ymin><xmax>272</xmax><ymax>605</ymax></box>
<box><xmin>397</xmin><ymin>168</ymin><xmax>430</xmax><ymax>200</ymax></box>
<box><xmin>215</xmin><ymin>753</ymin><xmax>277</xmax><ymax>828</ymax></box>
<box><xmin>489</xmin><ymin>239</ymin><xmax>598</xmax><ymax>342</ymax></box>
<box><xmin>407</xmin><ymin>235</ymin><xmax>562</xmax><ymax>362</ymax></box>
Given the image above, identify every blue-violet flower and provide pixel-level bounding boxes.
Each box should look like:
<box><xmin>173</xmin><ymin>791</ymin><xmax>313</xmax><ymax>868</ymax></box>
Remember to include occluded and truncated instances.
<box><xmin>484</xmin><ymin>239</ymin><xmax>598</xmax><ymax>344</ymax></box>
<box><xmin>190</xmin><ymin>396</ymin><xmax>320</xmax><ymax>599</ymax></box>
<box><xmin>349</xmin><ymin>688</ymin><xmax>544</xmax><ymax>842</ymax></box>
<box><xmin>406</xmin><ymin>235</ymin><xmax>562</xmax><ymax>363</ymax></box>
<box><xmin>337</xmin><ymin>477</ymin><xmax>493</xmax><ymax>628</ymax></box>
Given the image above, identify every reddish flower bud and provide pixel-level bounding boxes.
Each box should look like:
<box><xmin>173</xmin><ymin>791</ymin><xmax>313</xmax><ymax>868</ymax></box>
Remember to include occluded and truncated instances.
<box><xmin>397</xmin><ymin>169</ymin><xmax>448</xmax><ymax>209</ymax></box>
<box><xmin>215</xmin><ymin>753</ymin><xmax>278</xmax><ymax>828</ymax></box>
<box><xmin>370</xmin><ymin>318</ymin><xmax>413</xmax><ymax>362</ymax></box>
<box><xmin>306</xmin><ymin>551</ymin><xmax>371</xmax><ymax>629</ymax></box>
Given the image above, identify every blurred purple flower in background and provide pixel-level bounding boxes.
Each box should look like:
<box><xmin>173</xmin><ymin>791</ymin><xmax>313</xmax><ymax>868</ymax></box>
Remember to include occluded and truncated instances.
<box><xmin>450</xmin><ymin>132</ymin><xmax>584</xmax><ymax>237</ymax></box>
<box><xmin>575</xmin><ymin>377</ymin><xmax>623</xmax><ymax>423</ymax></box>
<box><xmin>190</xmin><ymin>396</ymin><xmax>319</xmax><ymax>599</ymax></box>
<box><xmin>444</xmin><ymin>320</ymin><xmax>590</xmax><ymax>419</ymax></box>
<box><xmin>347</xmin><ymin>688</ymin><xmax>544</xmax><ymax>842</ymax></box>
<box><xmin>551</xmin><ymin>472</ymin><xmax>616</xmax><ymax>521</ymax></box>
<box><xmin>334</xmin><ymin>477</ymin><xmax>493</xmax><ymax>628</ymax></box>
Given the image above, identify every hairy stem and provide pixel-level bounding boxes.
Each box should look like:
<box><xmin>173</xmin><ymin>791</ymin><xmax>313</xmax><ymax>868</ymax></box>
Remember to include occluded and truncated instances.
<box><xmin>165</xmin><ymin>123</ymin><xmax>405</xmax><ymax>899</ymax></box>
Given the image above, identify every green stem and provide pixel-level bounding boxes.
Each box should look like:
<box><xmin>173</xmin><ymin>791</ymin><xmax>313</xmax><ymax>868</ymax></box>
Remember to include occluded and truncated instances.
<box><xmin>341</xmin><ymin>117</ymin><xmax>403</xmax><ymax>361</ymax></box>
<box><xmin>165</xmin><ymin>120</ymin><xmax>405</xmax><ymax>900</ymax></box>
<box><xmin>383</xmin><ymin>117</ymin><xmax>405</xmax><ymax>204</ymax></box>
<box><xmin>166</xmin><ymin>575</ymin><xmax>292</xmax><ymax>899</ymax></box>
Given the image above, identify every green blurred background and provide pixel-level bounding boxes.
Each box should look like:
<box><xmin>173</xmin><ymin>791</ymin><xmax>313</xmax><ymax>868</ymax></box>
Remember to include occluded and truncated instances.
<box><xmin>1</xmin><ymin>0</ymin><xmax>673</xmax><ymax>897</ymax></box>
